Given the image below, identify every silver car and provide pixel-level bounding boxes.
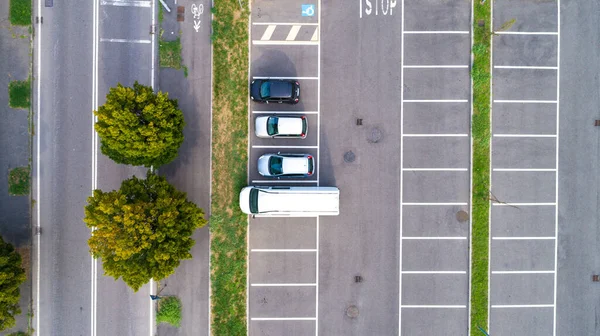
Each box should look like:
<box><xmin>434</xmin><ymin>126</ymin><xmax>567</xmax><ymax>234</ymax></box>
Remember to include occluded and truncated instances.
<box><xmin>257</xmin><ymin>153</ymin><xmax>315</xmax><ymax>178</ymax></box>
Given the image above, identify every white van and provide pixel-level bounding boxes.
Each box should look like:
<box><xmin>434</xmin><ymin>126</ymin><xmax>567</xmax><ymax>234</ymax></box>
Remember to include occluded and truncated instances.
<box><xmin>239</xmin><ymin>186</ymin><xmax>339</xmax><ymax>216</ymax></box>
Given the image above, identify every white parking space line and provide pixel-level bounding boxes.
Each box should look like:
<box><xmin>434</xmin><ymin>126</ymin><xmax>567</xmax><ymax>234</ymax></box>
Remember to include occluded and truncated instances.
<box><xmin>494</xmin><ymin>31</ymin><xmax>558</xmax><ymax>35</ymax></box>
<box><xmin>402</xmin><ymin>202</ymin><xmax>469</xmax><ymax>206</ymax></box>
<box><xmin>401</xmin><ymin>271</ymin><xmax>467</xmax><ymax>274</ymax></box>
<box><xmin>252</xmin><ymin>40</ymin><xmax>319</xmax><ymax>46</ymax></box>
<box><xmin>492</xmin><ymin>202</ymin><xmax>556</xmax><ymax>206</ymax></box>
<box><xmin>402</xmin><ymin>236</ymin><xmax>467</xmax><ymax>240</ymax></box>
<box><xmin>252</xmin><ymin>111</ymin><xmax>319</xmax><ymax>114</ymax></box>
<box><xmin>554</xmin><ymin>3</ymin><xmax>561</xmax><ymax>335</ymax></box>
<box><xmin>286</xmin><ymin>25</ymin><xmax>302</xmax><ymax>41</ymax></box>
<box><xmin>494</xmin><ymin>100</ymin><xmax>557</xmax><ymax>104</ymax></box>
<box><xmin>251</xmin><ymin>283</ymin><xmax>317</xmax><ymax>287</ymax></box>
<box><xmin>401</xmin><ymin>305</ymin><xmax>467</xmax><ymax>309</ymax></box>
<box><xmin>253</xmin><ymin>22</ymin><xmax>319</xmax><ymax>26</ymax></box>
<box><xmin>494</xmin><ymin>66</ymin><xmax>558</xmax><ymax>70</ymax></box>
<box><xmin>492</xmin><ymin>237</ymin><xmax>555</xmax><ymax>240</ymax></box>
<box><xmin>404</xmin><ymin>31</ymin><xmax>470</xmax><ymax>34</ymax></box>
<box><xmin>251</xmin><ymin>317</ymin><xmax>317</xmax><ymax>321</ymax></box>
<box><xmin>492</xmin><ymin>304</ymin><xmax>554</xmax><ymax>308</ymax></box>
<box><xmin>100</xmin><ymin>38</ymin><xmax>151</xmax><ymax>44</ymax></box>
<box><xmin>260</xmin><ymin>25</ymin><xmax>277</xmax><ymax>40</ymax></box>
<box><xmin>492</xmin><ymin>270</ymin><xmax>555</xmax><ymax>274</ymax></box>
<box><xmin>251</xmin><ymin>145</ymin><xmax>318</xmax><ymax>149</ymax></box>
<box><xmin>251</xmin><ymin>180</ymin><xmax>318</xmax><ymax>184</ymax></box>
<box><xmin>101</xmin><ymin>0</ymin><xmax>151</xmax><ymax>7</ymax></box>
<box><xmin>404</xmin><ymin>99</ymin><xmax>469</xmax><ymax>103</ymax></box>
<box><xmin>253</xmin><ymin>76</ymin><xmax>318</xmax><ymax>80</ymax></box>
<box><xmin>311</xmin><ymin>29</ymin><xmax>318</xmax><ymax>41</ymax></box>
<box><xmin>402</xmin><ymin>168</ymin><xmax>469</xmax><ymax>172</ymax></box>
<box><xmin>493</xmin><ymin>168</ymin><xmax>556</xmax><ymax>172</ymax></box>
<box><xmin>493</xmin><ymin>134</ymin><xmax>556</xmax><ymax>138</ymax></box>
<box><xmin>251</xmin><ymin>249</ymin><xmax>317</xmax><ymax>252</ymax></box>
<box><xmin>403</xmin><ymin>65</ymin><xmax>469</xmax><ymax>69</ymax></box>
<box><xmin>403</xmin><ymin>133</ymin><xmax>469</xmax><ymax>137</ymax></box>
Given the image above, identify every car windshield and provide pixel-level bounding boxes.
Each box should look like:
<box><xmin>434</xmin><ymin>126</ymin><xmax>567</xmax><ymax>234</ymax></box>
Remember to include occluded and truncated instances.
<box><xmin>260</xmin><ymin>82</ymin><xmax>271</xmax><ymax>98</ymax></box>
<box><xmin>249</xmin><ymin>188</ymin><xmax>259</xmax><ymax>214</ymax></box>
<box><xmin>269</xmin><ymin>156</ymin><xmax>284</xmax><ymax>175</ymax></box>
<box><xmin>267</xmin><ymin>117</ymin><xmax>278</xmax><ymax>136</ymax></box>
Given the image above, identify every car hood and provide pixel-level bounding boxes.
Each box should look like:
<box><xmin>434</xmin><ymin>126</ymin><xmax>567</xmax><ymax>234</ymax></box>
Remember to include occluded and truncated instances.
<box><xmin>255</xmin><ymin>116</ymin><xmax>269</xmax><ymax>137</ymax></box>
<box><xmin>257</xmin><ymin>155</ymin><xmax>271</xmax><ymax>176</ymax></box>
<box><xmin>250</xmin><ymin>80</ymin><xmax>262</xmax><ymax>99</ymax></box>
<box><xmin>239</xmin><ymin>187</ymin><xmax>252</xmax><ymax>214</ymax></box>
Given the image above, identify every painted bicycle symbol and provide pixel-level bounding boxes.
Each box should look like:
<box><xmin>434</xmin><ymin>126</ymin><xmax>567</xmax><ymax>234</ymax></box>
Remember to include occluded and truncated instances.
<box><xmin>191</xmin><ymin>3</ymin><xmax>204</xmax><ymax>18</ymax></box>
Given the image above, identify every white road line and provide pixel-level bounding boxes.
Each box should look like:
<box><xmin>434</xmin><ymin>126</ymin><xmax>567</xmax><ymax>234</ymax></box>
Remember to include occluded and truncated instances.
<box><xmin>253</xmin><ymin>76</ymin><xmax>318</xmax><ymax>80</ymax></box>
<box><xmin>493</xmin><ymin>168</ymin><xmax>556</xmax><ymax>172</ymax></box>
<box><xmin>401</xmin><ymin>305</ymin><xmax>467</xmax><ymax>309</ymax></box>
<box><xmin>404</xmin><ymin>31</ymin><xmax>470</xmax><ymax>34</ymax></box>
<box><xmin>149</xmin><ymin>0</ymin><xmax>157</xmax><ymax>334</ymax></box>
<box><xmin>494</xmin><ymin>65</ymin><xmax>558</xmax><ymax>70</ymax></box>
<box><xmin>250</xmin><ymin>249</ymin><xmax>317</xmax><ymax>252</ymax></box>
<box><xmin>402</xmin><ymin>168</ymin><xmax>469</xmax><ymax>172</ymax></box>
<box><xmin>494</xmin><ymin>31</ymin><xmax>558</xmax><ymax>35</ymax></box>
<box><xmin>404</xmin><ymin>133</ymin><xmax>469</xmax><ymax>137</ymax></box>
<box><xmin>316</xmin><ymin>3</ymin><xmax>321</xmax><ymax>332</ymax></box>
<box><xmin>493</xmin><ymin>134</ymin><xmax>556</xmax><ymax>138</ymax></box>
<box><xmin>402</xmin><ymin>236</ymin><xmax>467</xmax><ymax>240</ymax></box>
<box><xmin>399</xmin><ymin>1</ymin><xmax>405</xmax><ymax>333</ymax></box>
<box><xmin>36</xmin><ymin>0</ymin><xmax>42</xmax><ymax>333</ymax></box>
<box><xmin>492</xmin><ymin>236</ymin><xmax>555</xmax><ymax>240</ymax></box>
<box><xmin>494</xmin><ymin>100</ymin><xmax>557</xmax><ymax>104</ymax></box>
<box><xmin>286</xmin><ymin>25</ymin><xmax>302</xmax><ymax>40</ymax></box>
<box><xmin>251</xmin><ymin>317</ymin><xmax>317</xmax><ymax>321</ymax></box>
<box><xmin>100</xmin><ymin>38</ymin><xmax>151</xmax><ymax>44</ymax></box>
<box><xmin>492</xmin><ymin>202</ymin><xmax>556</xmax><ymax>206</ymax></box>
<box><xmin>251</xmin><ymin>145</ymin><xmax>318</xmax><ymax>149</ymax></box>
<box><xmin>260</xmin><ymin>25</ymin><xmax>276</xmax><ymax>40</ymax></box>
<box><xmin>253</xmin><ymin>22</ymin><xmax>319</xmax><ymax>26</ymax></box>
<box><xmin>252</xmin><ymin>40</ymin><xmax>319</xmax><ymax>46</ymax></box>
<box><xmin>315</xmin><ymin>216</ymin><xmax>320</xmax><ymax>336</ymax></box>
<box><xmin>101</xmin><ymin>0</ymin><xmax>151</xmax><ymax>7</ymax></box>
<box><xmin>403</xmin><ymin>65</ymin><xmax>469</xmax><ymax>69</ymax></box>
<box><xmin>251</xmin><ymin>180</ymin><xmax>317</xmax><ymax>184</ymax></box>
<box><xmin>401</xmin><ymin>271</ymin><xmax>467</xmax><ymax>274</ymax></box>
<box><xmin>492</xmin><ymin>270</ymin><xmax>555</xmax><ymax>274</ymax></box>
<box><xmin>92</xmin><ymin>0</ymin><xmax>100</xmax><ymax>334</ymax></box>
<box><xmin>402</xmin><ymin>202</ymin><xmax>468</xmax><ymax>206</ymax></box>
<box><xmin>252</xmin><ymin>110</ymin><xmax>319</xmax><ymax>114</ymax></box>
<box><xmin>492</xmin><ymin>304</ymin><xmax>554</xmax><ymax>308</ymax></box>
<box><xmin>251</xmin><ymin>283</ymin><xmax>317</xmax><ymax>287</ymax></box>
<box><xmin>554</xmin><ymin>4</ymin><xmax>561</xmax><ymax>335</ymax></box>
<box><xmin>404</xmin><ymin>99</ymin><xmax>469</xmax><ymax>103</ymax></box>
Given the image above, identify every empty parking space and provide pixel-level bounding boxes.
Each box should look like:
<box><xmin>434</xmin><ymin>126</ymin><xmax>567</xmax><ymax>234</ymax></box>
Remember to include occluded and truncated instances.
<box><xmin>490</xmin><ymin>308</ymin><xmax>553</xmax><ymax>336</ymax></box>
<box><xmin>251</xmin><ymin>47</ymin><xmax>318</xmax><ymax>78</ymax></box>
<box><xmin>491</xmin><ymin>239</ymin><xmax>555</xmax><ymax>272</ymax></box>
<box><xmin>493</xmin><ymin>69</ymin><xmax>557</xmax><ymax>101</ymax></box>
<box><xmin>250</xmin><ymin>252</ymin><xmax>316</xmax><ymax>284</ymax></box>
<box><xmin>403</xmin><ymin>68</ymin><xmax>470</xmax><ymax>100</ymax></box>
<box><xmin>402</xmin><ymin>240</ymin><xmax>468</xmax><ymax>272</ymax></box>
<box><xmin>401</xmin><ymin>274</ymin><xmax>468</xmax><ymax>305</ymax></box>
<box><xmin>402</xmin><ymin>205</ymin><xmax>469</xmax><ymax>237</ymax></box>
<box><xmin>403</xmin><ymin>0</ymin><xmax>470</xmax><ymax>31</ymax></box>
<box><xmin>493</xmin><ymin>0</ymin><xmax>558</xmax><ymax>33</ymax></box>
<box><xmin>493</xmin><ymin>35</ymin><xmax>557</xmax><ymax>67</ymax></box>
<box><xmin>491</xmin><ymin>273</ymin><xmax>554</xmax><ymax>305</ymax></box>
<box><xmin>249</xmin><ymin>218</ymin><xmax>316</xmax><ymax>249</ymax></box>
<box><xmin>492</xmin><ymin>171</ymin><xmax>556</xmax><ymax>203</ymax></box>
<box><xmin>492</xmin><ymin>137</ymin><xmax>556</xmax><ymax>169</ymax></box>
<box><xmin>249</xmin><ymin>286</ymin><xmax>316</xmax><ymax>318</ymax></box>
<box><xmin>401</xmin><ymin>309</ymin><xmax>468</xmax><ymax>335</ymax></box>
<box><xmin>492</xmin><ymin>102</ymin><xmax>557</xmax><ymax>135</ymax></box>
<box><xmin>403</xmin><ymin>137</ymin><xmax>469</xmax><ymax>169</ymax></box>
<box><xmin>250</xmin><ymin>320</ymin><xmax>316</xmax><ymax>336</ymax></box>
<box><xmin>403</xmin><ymin>171</ymin><xmax>469</xmax><ymax>203</ymax></box>
<box><xmin>403</xmin><ymin>34</ymin><xmax>470</xmax><ymax>66</ymax></box>
<box><xmin>491</xmin><ymin>206</ymin><xmax>556</xmax><ymax>237</ymax></box>
<box><xmin>403</xmin><ymin>102</ymin><xmax>470</xmax><ymax>134</ymax></box>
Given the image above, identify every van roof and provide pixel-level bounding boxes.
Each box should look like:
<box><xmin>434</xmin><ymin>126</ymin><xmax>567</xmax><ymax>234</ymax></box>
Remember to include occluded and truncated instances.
<box><xmin>257</xmin><ymin>188</ymin><xmax>339</xmax><ymax>214</ymax></box>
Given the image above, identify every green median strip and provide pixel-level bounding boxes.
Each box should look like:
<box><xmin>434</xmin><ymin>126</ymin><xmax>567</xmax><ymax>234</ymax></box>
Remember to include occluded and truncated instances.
<box><xmin>210</xmin><ymin>0</ymin><xmax>249</xmax><ymax>335</ymax></box>
<box><xmin>471</xmin><ymin>0</ymin><xmax>492</xmax><ymax>335</ymax></box>
<box><xmin>9</xmin><ymin>0</ymin><xmax>31</xmax><ymax>26</ymax></box>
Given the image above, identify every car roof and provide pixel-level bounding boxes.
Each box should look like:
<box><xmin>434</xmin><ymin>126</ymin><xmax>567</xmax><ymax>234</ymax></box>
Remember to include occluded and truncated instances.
<box><xmin>268</xmin><ymin>81</ymin><xmax>293</xmax><ymax>98</ymax></box>
<box><xmin>277</xmin><ymin>117</ymin><xmax>303</xmax><ymax>135</ymax></box>
<box><xmin>281</xmin><ymin>156</ymin><xmax>309</xmax><ymax>174</ymax></box>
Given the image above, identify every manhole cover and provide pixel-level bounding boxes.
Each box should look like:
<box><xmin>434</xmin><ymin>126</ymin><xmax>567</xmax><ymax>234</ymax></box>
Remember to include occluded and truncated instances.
<box><xmin>346</xmin><ymin>305</ymin><xmax>359</xmax><ymax>318</ymax></box>
<box><xmin>456</xmin><ymin>210</ymin><xmax>469</xmax><ymax>223</ymax></box>
<box><xmin>367</xmin><ymin>127</ymin><xmax>383</xmax><ymax>143</ymax></box>
<box><xmin>344</xmin><ymin>151</ymin><xmax>356</xmax><ymax>163</ymax></box>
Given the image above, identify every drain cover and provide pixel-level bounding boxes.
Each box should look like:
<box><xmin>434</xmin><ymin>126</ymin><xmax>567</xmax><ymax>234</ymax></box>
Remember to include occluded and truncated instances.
<box><xmin>367</xmin><ymin>127</ymin><xmax>383</xmax><ymax>143</ymax></box>
<box><xmin>456</xmin><ymin>210</ymin><xmax>469</xmax><ymax>223</ymax></box>
<box><xmin>344</xmin><ymin>151</ymin><xmax>356</xmax><ymax>163</ymax></box>
<box><xmin>346</xmin><ymin>305</ymin><xmax>359</xmax><ymax>318</ymax></box>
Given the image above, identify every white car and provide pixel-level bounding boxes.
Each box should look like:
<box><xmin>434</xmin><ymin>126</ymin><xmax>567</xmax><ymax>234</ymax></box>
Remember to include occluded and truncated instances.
<box><xmin>255</xmin><ymin>115</ymin><xmax>307</xmax><ymax>138</ymax></box>
<box><xmin>257</xmin><ymin>153</ymin><xmax>314</xmax><ymax>178</ymax></box>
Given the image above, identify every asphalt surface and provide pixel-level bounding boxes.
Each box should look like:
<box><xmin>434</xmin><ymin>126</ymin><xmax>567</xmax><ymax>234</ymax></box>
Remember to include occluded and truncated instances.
<box><xmin>0</xmin><ymin>3</ymin><xmax>32</xmax><ymax>334</ymax></box>
<box><xmin>556</xmin><ymin>0</ymin><xmax>600</xmax><ymax>335</ymax></box>
<box><xmin>156</xmin><ymin>0</ymin><xmax>212</xmax><ymax>334</ymax></box>
<box><xmin>489</xmin><ymin>0</ymin><xmax>560</xmax><ymax>335</ymax></box>
<box><xmin>33</xmin><ymin>1</ymin><xmax>94</xmax><ymax>334</ymax></box>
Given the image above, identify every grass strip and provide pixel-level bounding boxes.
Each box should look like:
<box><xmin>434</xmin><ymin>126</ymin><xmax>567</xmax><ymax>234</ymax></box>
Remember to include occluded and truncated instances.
<box><xmin>9</xmin><ymin>0</ymin><xmax>31</xmax><ymax>26</ymax></box>
<box><xmin>156</xmin><ymin>296</ymin><xmax>182</xmax><ymax>327</ymax></box>
<box><xmin>210</xmin><ymin>0</ymin><xmax>249</xmax><ymax>335</ymax></box>
<box><xmin>9</xmin><ymin>79</ymin><xmax>31</xmax><ymax>109</ymax></box>
<box><xmin>159</xmin><ymin>37</ymin><xmax>183</xmax><ymax>70</ymax></box>
<box><xmin>471</xmin><ymin>1</ymin><xmax>492</xmax><ymax>335</ymax></box>
<box><xmin>8</xmin><ymin>166</ymin><xmax>30</xmax><ymax>196</ymax></box>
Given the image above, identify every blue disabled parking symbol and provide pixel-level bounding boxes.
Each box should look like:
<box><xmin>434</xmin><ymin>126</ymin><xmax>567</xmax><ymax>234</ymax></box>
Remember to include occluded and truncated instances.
<box><xmin>301</xmin><ymin>4</ymin><xmax>315</xmax><ymax>16</ymax></box>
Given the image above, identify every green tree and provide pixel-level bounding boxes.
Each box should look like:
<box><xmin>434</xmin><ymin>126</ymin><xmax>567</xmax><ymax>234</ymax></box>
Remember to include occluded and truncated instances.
<box><xmin>0</xmin><ymin>237</ymin><xmax>26</xmax><ymax>331</ymax></box>
<box><xmin>84</xmin><ymin>172</ymin><xmax>206</xmax><ymax>291</ymax></box>
<box><xmin>94</xmin><ymin>82</ymin><xmax>185</xmax><ymax>167</ymax></box>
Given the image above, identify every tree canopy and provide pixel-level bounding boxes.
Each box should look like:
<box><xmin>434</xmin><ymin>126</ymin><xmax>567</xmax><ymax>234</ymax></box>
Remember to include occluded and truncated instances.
<box><xmin>84</xmin><ymin>172</ymin><xmax>206</xmax><ymax>291</ymax></box>
<box><xmin>94</xmin><ymin>82</ymin><xmax>185</xmax><ymax>167</ymax></box>
<box><xmin>0</xmin><ymin>237</ymin><xmax>26</xmax><ymax>331</ymax></box>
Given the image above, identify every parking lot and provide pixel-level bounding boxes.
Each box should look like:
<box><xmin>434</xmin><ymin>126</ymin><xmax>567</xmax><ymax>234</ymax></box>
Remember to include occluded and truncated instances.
<box><xmin>247</xmin><ymin>1</ymin><xmax>321</xmax><ymax>335</ymax></box>
<box><xmin>489</xmin><ymin>1</ymin><xmax>560</xmax><ymax>335</ymax></box>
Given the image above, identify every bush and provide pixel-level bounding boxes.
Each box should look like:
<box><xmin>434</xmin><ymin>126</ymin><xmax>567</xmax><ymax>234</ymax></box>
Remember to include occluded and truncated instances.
<box><xmin>156</xmin><ymin>296</ymin><xmax>182</xmax><ymax>327</ymax></box>
<box><xmin>9</xmin><ymin>80</ymin><xmax>30</xmax><ymax>109</ymax></box>
<box><xmin>9</xmin><ymin>0</ymin><xmax>31</xmax><ymax>26</ymax></box>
